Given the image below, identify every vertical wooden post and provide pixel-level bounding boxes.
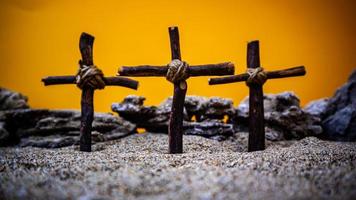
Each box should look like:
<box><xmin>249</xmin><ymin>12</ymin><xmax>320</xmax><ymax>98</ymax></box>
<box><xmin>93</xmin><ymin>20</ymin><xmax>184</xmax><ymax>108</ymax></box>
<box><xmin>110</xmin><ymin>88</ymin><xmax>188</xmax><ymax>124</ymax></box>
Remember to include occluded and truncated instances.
<box><xmin>79</xmin><ymin>33</ymin><xmax>95</xmax><ymax>152</ymax></box>
<box><xmin>247</xmin><ymin>41</ymin><xmax>265</xmax><ymax>151</ymax></box>
<box><xmin>168</xmin><ymin>27</ymin><xmax>186</xmax><ymax>154</ymax></box>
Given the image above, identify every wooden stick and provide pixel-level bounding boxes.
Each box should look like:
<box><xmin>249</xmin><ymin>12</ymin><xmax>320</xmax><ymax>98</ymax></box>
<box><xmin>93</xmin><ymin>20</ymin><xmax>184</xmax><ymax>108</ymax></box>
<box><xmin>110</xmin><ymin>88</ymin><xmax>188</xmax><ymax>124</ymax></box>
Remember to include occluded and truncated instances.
<box><xmin>208</xmin><ymin>66</ymin><xmax>306</xmax><ymax>85</ymax></box>
<box><xmin>247</xmin><ymin>41</ymin><xmax>265</xmax><ymax>152</ymax></box>
<box><xmin>168</xmin><ymin>26</ymin><xmax>186</xmax><ymax>154</ymax></box>
<box><xmin>119</xmin><ymin>62</ymin><xmax>235</xmax><ymax>77</ymax></box>
<box><xmin>42</xmin><ymin>76</ymin><xmax>139</xmax><ymax>90</ymax></box>
<box><xmin>79</xmin><ymin>32</ymin><xmax>95</xmax><ymax>152</ymax></box>
<box><xmin>80</xmin><ymin>87</ymin><xmax>93</xmax><ymax>152</ymax></box>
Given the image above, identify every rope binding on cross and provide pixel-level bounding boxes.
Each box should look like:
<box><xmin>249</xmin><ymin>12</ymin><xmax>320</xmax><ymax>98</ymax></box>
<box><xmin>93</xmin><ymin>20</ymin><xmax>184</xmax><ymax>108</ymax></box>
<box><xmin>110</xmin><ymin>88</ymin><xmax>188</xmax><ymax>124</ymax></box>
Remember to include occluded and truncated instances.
<box><xmin>76</xmin><ymin>61</ymin><xmax>106</xmax><ymax>89</ymax></box>
<box><xmin>166</xmin><ymin>59</ymin><xmax>190</xmax><ymax>84</ymax></box>
<box><xmin>246</xmin><ymin>67</ymin><xmax>267</xmax><ymax>86</ymax></box>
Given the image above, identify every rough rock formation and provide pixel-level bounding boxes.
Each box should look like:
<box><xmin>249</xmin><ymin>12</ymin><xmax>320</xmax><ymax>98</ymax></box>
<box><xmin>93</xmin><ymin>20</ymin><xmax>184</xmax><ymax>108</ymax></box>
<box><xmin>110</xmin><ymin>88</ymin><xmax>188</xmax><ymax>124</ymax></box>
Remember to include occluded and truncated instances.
<box><xmin>111</xmin><ymin>95</ymin><xmax>171</xmax><ymax>132</ymax></box>
<box><xmin>112</xmin><ymin>95</ymin><xmax>235</xmax><ymax>139</ymax></box>
<box><xmin>0</xmin><ymin>88</ymin><xmax>29</xmax><ymax>110</ymax></box>
<box><xmin>4</xmin><ymin>78</ymin><xmax>354</xmax><ymax>147</ymax></box>
<box><xmin>183</xmin><ymin>120</ymin><xmax>234</xmax><ymax>141</ymax></box>
<box><xmin>184</xmin><ymin>96</ymin><xmax>235</xmax><ymax>121</ymax></box>
<box><xmin>0</xmin><ymin>109</ymin><xmax>136</xmax><ymax>148</ymax></box>
<box><xmin>305</xmin><ymin>70</ymin><xmax>356</xmax><ymax>141</ymax></box>
<box><xmin>234</xmin><ymin>92</ymin><xmax>322</xmax><ymax>141</ymax></box>
<box><xmin>304</xmin><ymin>98</ymin><xmax>329</xmax><ymax>116</ymax></box>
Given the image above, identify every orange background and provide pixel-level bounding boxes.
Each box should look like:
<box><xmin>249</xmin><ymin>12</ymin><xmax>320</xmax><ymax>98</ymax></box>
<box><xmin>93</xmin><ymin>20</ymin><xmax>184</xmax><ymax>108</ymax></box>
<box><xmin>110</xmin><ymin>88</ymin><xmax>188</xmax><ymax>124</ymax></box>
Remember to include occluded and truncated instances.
<box><xmin>0</xmin><ymin>0</ymin><xmax>355</xmax><ymax>112</ymax></box>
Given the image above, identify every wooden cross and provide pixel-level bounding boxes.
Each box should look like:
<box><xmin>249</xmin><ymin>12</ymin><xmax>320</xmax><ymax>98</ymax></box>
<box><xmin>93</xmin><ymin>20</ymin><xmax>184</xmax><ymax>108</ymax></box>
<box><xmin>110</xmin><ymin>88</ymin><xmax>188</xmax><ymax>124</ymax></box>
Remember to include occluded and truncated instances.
<box><xmin>42</xmin><ymin>32</ymin><xmax>139</xmax><ymax>152</ymax></box>
<box><xmin>118</xmin><ymin>26</ymin><xmax>235</xmax><ymax>154</ymax></box>
<box><xmin>209</xmin><ymin>40</ymin><xmax>306</xmax><ymax>152</ymax></box>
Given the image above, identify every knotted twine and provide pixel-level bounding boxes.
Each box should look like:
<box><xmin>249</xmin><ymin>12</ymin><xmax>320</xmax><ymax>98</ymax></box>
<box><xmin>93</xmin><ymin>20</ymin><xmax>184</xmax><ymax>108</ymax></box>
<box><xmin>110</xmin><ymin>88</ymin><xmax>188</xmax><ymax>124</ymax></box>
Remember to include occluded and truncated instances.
<box><xmin>76</xmin><ymin>63</ymin><xmax>106</xmax><ymax>89</ymax></box>
<box><xmin>166</xmin><ymin>59</ymin><xmax>190</xmax><ymax>84</ymax></box>
<box><xmin>246</xmin><ymin>67</ymin><xmax>267</xmax><ymax>86</ymax></box>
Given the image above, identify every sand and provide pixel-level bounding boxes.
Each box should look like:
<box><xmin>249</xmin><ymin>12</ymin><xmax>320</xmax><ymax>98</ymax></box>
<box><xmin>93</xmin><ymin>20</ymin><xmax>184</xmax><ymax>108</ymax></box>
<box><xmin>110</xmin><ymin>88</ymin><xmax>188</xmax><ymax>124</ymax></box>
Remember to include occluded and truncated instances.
<box><xmin>0</xmin><ymin>132</ymin><xmax>356</xmax><ymax>200</ymax></box>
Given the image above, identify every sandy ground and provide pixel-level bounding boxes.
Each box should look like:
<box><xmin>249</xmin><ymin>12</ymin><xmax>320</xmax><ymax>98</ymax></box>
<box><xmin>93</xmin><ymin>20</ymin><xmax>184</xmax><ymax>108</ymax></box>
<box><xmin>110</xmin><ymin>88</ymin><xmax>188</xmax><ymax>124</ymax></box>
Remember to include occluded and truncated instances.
<box><xmin>0</xmin><ymin>132</ymin><xmax>356</xmax><ymax>200</ymax></box>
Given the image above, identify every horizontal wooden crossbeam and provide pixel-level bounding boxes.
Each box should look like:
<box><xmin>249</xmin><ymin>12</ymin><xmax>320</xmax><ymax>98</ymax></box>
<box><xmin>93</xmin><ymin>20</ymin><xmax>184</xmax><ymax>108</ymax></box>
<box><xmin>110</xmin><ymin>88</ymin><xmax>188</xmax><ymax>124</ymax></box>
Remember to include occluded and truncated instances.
<box><xmin>208</xmin><ymin>66</ymin><xmax>305</xmax><ymax>85</ymax></box>
<box><xmin>42</xmin><ymin>76</ymin><xmax>139</xmax><ymax>90</ymax></box>
<box><xmin>118</xmin><ymin>62</ymin><xmax>235</xmax><ymax>77</ymax></box>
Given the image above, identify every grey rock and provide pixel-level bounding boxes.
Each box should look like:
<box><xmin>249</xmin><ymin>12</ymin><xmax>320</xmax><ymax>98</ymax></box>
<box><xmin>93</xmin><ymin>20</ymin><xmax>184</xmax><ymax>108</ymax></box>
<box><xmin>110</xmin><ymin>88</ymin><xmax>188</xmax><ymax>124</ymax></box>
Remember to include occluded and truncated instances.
<box><xmin>0</xmin><ymin>121</ymin><xmax>10</xmax><ymax>146</ymax></box>
<box><xmin>317</xmin><ymin>70</ymin><xmax>356</xmax><ymax>141</ymax></box>
<box><xmin>0</xmin><ymin>109</ymin><xmax>136</xmax><ymax>148</ymax></box>
<box><xmin>0</xmin><ymin>88</ymin><xmax>29</xmax><ymax>110</ymax></box>
<box><xmin>323</xmin><ymin>107</ymin><xmax>355</xmax><ymax>139</ymax></box>
<box><xmin>112</xmin><ymin>95</ymin><xmax>170</xmax><ymax>132</ymax></box>
<box><xmin>184</xmin><ymin>120</ymin><xmax>234</xmax><ymax>141</ymax></box>
<box><xmin>235</xmin><ymin>92</ymin><xmax>322</xmax><ymax>140</ymax></box>
<box><xmin>304</xmin><ymin>98</ymin><xmax>329</xmax><ymax>117</ymax></box>
<box><xmin>19</xmin><ymin>135</ymin><xmax>79</xmax><ymax>148</ymax></box>
<box><xmin>201</xmin><ymin>97</ymin><xmax>235</xmax><ymax>121</ymax></box>
<box><xmin>112</xmin><ymin>95</ymin><xmax>235</xmax><ymax>139</ymax></box>
<box><xmin>324</xmin><ymin>71</ymin><xmax>356</xmax><ymax>117</ymax></box>
<box><xmin>184</xmin><ymin>96</ymin><xmax>235</xmax><ymax>121</ymax></box>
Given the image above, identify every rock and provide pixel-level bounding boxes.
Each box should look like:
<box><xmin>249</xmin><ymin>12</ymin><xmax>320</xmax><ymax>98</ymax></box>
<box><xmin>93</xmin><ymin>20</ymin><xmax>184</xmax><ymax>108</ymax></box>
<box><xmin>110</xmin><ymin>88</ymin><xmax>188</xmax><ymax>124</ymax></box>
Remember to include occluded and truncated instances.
<box><xmin>184</xmin><ymin>96</ymin><xmax>235</xmax><ymax>121</ymax></box>
<box><xmin>325</xmin><ymin>70</ymin><xmax>356</xmax><ymax>117</ymax></box>
<box><xmin>112</xmin><ymin>95</ymin><xmax>235</xmax><ymax>139</ymax></box>
<box><xmin>235</xmin><ymin>92</ymin><xmax>322</xmax><ymax>141</ymax></box>
<box><xmin>112</xmin><ymin>95</ymin><xmax>171</xmax><ymax>132</ymax></box>
<box><xmin>0</xmin><ymin>122</ymin><xmax>10</xmax><ymax>146</ymax></box>
<box><xmin>184</xmin><ymin>120</ymin><xmax>234</xmax><ymax>141</ymax></box>
<box><xmin>304</xmin><ymin>98</ymin><xmax>329</xmax><ymax>117</ymax></box>
<box><xmin>0</xmin><ymin>109</ymin><xmax>136</xmax><ymax>148</ymax></box>
<box><xmin>323</xmin><ymin>106</ymin><xmax>355</xmax><ymax>141</ymax></box>
<box><xmin>0</xmin><ymin>88</ymin><xmax>29</xmax><ymax>110</ymax></box>
<box><xmin>183</xmin><ymin>96</ymin><xmax>206</xmax><ymax>120</ymax></box>
<box><xmin>315</xmin><ymin>70</ymin><xmax>356</xmax><ymax>141</ymax></box>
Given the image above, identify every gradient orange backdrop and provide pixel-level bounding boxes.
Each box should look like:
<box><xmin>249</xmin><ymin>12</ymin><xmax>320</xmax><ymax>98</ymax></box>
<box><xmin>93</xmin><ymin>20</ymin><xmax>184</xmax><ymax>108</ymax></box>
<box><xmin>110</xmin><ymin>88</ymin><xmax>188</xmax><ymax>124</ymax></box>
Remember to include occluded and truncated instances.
<box><xmin>0</xmin><ymin>0</ymin><xmax>355</xmax><ymax>112</ymax></box>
